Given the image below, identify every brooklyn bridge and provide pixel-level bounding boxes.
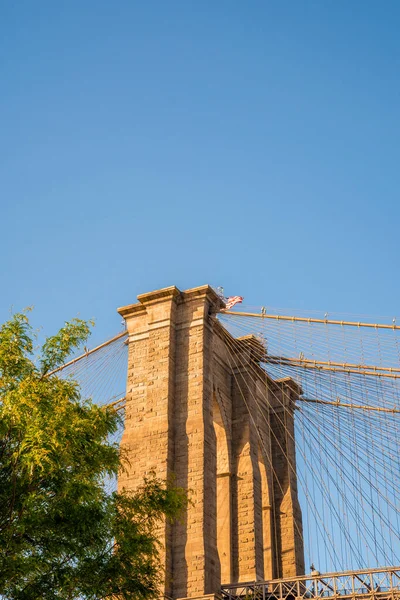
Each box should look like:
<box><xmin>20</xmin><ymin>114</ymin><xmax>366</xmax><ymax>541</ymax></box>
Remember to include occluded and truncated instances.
<box><xmin>51</xmin><ymin>285</ymin><xmax>400</xmax><ymax>600</ymax></box>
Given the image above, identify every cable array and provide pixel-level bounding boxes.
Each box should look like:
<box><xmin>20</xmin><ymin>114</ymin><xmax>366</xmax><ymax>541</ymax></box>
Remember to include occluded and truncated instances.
<box><xmin>218</xmin><ymin>307</ymin><xmax>400</xmax><ymax>574</ymax></box>
<box><xmin>55</xmin><ymin>331</ymin><xmax>128</xmax><ymax>492</ymax></box>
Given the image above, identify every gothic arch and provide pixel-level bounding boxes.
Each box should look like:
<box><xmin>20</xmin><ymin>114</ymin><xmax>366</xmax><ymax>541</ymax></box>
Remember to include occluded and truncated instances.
<box><xmin>213</xmin><ymin>391</ymin><xmax>231</xmax><ymax>584</ymax></box>
<box><xmin>236</xmin><ymin>425</ymin><xmax>254</xmax><ymax>582</ymax></box>
<box><xmin>258</xmin><ymin>445</ymin><xmax>275</xmax><ymax>579</ymax></box>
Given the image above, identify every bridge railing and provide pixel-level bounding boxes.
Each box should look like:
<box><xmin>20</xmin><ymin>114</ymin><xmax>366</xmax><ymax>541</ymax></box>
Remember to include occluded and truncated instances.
<box><xmin>221</xmin><ymin>566</ymin><xmax>400</xmax><ymax>600</ymax></box>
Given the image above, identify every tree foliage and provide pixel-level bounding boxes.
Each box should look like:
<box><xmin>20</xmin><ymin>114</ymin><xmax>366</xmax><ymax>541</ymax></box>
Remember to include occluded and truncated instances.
<box><xmin>0</xmin><ymin>312</ymin><xmax>187</xmax><ymax>599</ymax></box>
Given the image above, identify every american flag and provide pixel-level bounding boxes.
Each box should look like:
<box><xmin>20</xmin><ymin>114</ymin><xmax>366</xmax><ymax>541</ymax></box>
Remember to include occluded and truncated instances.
<box><xmin>225</xmin><ymin>296</ymin><xmax>244</xmax><ymax>310</ymax></box>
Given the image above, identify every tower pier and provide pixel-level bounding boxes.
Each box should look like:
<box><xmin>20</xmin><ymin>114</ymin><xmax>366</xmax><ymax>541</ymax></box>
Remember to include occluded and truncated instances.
<box><xmin>118</xmin><ymin>285</ymin><xmax>304</xmax><ymax>599</ymax></box>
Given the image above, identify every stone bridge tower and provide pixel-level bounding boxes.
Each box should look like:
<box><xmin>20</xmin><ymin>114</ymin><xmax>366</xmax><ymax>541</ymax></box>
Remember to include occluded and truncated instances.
<box><xmin>118</xmin><ymin>285</ymin><xmax>304</xmax><ymax>600</ymax></box>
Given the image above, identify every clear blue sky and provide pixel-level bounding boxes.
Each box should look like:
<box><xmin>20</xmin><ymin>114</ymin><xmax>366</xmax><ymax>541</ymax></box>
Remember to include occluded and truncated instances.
<box><xmin>1</xmin><ymin>1</ymin><xmax>399</xmax><ymax>344</ymax></box>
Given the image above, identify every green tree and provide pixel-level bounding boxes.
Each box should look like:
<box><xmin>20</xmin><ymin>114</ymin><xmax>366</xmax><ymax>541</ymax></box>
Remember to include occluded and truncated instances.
<box><xmin>0</xmin><ymin>312</ymin><xmax>186</xmax><ymax>599</ymax></box>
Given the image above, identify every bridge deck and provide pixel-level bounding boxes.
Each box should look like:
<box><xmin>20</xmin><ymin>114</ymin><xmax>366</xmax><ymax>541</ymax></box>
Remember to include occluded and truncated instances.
<box><xmin>221</xmin><ymin>566</ymin><xmax>400</xmax><ymax>600</ymax></box>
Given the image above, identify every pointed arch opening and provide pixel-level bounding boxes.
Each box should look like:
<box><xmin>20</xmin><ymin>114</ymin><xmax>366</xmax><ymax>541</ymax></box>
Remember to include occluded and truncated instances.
<box><xmin>258</xmin><ymin>445</ymin><xmax>275</xmax><ymax>579</ymax></box>
<box><xmin>213</xmin><ymin>391</ymin><xmax>231</xmax><ymax>584</ymax></box>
